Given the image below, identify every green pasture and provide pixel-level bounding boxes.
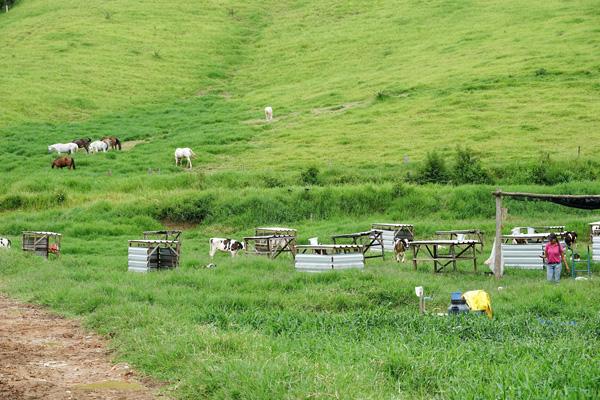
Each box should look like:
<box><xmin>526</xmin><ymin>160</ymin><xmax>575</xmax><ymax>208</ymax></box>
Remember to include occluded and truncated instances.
<box><xmin>1</xmin><ymin>0</ymin><xmax>600</xmax><ymax>398</ymax></box>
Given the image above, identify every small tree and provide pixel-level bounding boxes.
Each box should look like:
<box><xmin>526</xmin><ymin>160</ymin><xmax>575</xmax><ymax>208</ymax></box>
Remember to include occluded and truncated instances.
<box><xmin>414</xmin><ymin>151</ymin><xmax>450</xmax><ymax>184</ymax></box>
<box><xmin>452</xmin><ymin>146</ymin><xmax>492</xmax><ymax>184</ymax></box>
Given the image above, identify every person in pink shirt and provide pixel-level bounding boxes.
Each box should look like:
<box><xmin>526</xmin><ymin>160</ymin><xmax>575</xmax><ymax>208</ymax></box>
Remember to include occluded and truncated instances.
<box><xmin>544</xmin><ymin>233</ymin><xmax>570</xmax><ymax>282</ymax></box>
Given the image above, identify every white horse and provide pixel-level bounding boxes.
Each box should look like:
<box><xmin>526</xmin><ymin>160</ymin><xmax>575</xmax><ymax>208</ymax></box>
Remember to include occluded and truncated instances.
<box><xmin>264</xmin><ymin>106</ymin><xmax>273</xmax><ymax>122</ymax></box>
<box><xmin>89</xmin><ymin>140</ymin><xmax>109</xmax><ymax>153</ymax></box>
<box><xmin>175</xmin><ymin>148</ymin><xmax>196</xmax><ymax>169</ymax></box>
<box><xmin>48</xmin><ymin>143</ymin><xmax>78</xmax><ymax>154</ymax></box>
<box><xmin>0</xmin><ymin>237</ymin><xmax>11</xmax><ymax>248</ymax></box>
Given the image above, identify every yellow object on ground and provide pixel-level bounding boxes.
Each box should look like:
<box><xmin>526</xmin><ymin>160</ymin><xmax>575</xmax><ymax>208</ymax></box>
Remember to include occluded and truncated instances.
<box><xmin>462</xmin><ymin>290</ymin><xmax>493</xmax><ymax>318</ymax></box>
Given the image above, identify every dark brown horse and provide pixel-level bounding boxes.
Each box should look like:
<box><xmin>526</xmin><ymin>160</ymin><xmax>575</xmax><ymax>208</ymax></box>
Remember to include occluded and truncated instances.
<box><xmin>101</xmin><ymin>136</ymin><xmax>122</xmax><ymax>150</ymax></box>
<box><xmin>51</xmin><ymin>156</ymin><xmax>76</xmax><ymax>170</ymax></box>
<box><xmin>72</xmin><ymin>138</ymin><xmax>91</xmax><ymax>153</ymax></box>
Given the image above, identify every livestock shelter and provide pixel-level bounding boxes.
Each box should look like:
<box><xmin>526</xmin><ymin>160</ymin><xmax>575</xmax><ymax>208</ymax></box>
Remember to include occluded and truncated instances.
<box><xmin>295</xmin><ymin>244</ymin><xmax>364</xmax><ymax>272</ymax></box>
<box><xmin>331</xmin><ymin>230</ymin><xmax>384</xmax><ymax>259</ymax></box>
<box><xmin>371</xmin><ymin>223</ymin><xmax>414</xmax><ymax>252</ymax></box>
<box><xmin>244</xmin><ymin>227</ymin><xmax>297</xmax><ymax>259</ymax></box>
<box><xmin>128</xmin><ymin>239</ymin><xmax>180</xmax><ymax>273</ymax></box>
<box><xmin>491</xmin><ymin>190</ymin><xmax>600</xmax><ymax>278</ymax></box>
<box><xmin>590</xmin><ymin>221</ymin><xmax>600</xmax><ymax>262</ymax></box>
<box><xmin>500</xmin><ymin>233</ymin><xmax>565</xmax><ymax>270</ymax></box>
<box><xmin>22</xmin><ymin>231</ymin><xmax>61</xmax><ymax>259</ymax></box>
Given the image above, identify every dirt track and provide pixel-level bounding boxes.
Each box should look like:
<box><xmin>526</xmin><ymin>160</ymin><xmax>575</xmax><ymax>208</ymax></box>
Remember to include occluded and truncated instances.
<box><xmin>0</xmin><ymin>295</ymin><xmax>164</xmax><ymax>399</ymax></box>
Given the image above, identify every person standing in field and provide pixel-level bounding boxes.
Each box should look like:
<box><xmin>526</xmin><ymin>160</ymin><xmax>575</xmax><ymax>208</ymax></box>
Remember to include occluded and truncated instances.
<box><xmin>544</xmin><ymin>233</ymin><xmax>569</xmax><ymax>282</ymax></box>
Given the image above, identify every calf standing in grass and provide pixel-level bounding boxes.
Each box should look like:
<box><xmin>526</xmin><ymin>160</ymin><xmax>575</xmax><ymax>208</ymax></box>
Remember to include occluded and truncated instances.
<box><xmin>394</xmin><ymin>238</ymin><xmax>410</xmax><ymax>263</ymax></box>
<box><xmin>209</xmin><ymin>238</ymin><xmax>245</xmax><ymax>258</ymax></box>
<box><xmin>0</xmin><ymin>238</ymin><xmax>11</xmax><ymax>248</ymax></box>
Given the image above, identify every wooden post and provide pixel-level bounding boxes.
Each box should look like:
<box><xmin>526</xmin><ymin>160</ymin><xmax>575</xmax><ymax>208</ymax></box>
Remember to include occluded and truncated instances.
<box><xmin>419</xmin><ymin>293</ymin><xmax>425</xmax><ymax>315</ymax></box>
<box><xmin>494</xmin><ymin>189</ymin><xmax>503</xmax><ymax>279</ymax></box>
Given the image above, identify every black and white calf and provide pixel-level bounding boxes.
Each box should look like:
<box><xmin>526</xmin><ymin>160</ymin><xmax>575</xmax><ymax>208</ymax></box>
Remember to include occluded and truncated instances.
<box><xmin>209</xmin><ymin>238</ymin><xmax>245</xmax><ymax>258</ymax></box>
<box><xmin>394</xmin><ymin>238</ymin><xmax>410</xmax><ymax>263</ymax></box>
<box><xmin>564</xmin><ymin>231</ymin><xmax>577</xmax><ymax>249</ymax></box>
<box><xmin>0</xmin><ymin>237</ymin><xmax>11</xmax><ymax>249</ymax></box>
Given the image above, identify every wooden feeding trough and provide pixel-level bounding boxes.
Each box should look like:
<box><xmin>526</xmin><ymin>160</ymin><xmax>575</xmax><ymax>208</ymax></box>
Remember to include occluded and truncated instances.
<box><xmin>244</xmin><ymin>227</ymin><xmax>297</xmax><ymax>259</ymax></box>
<box><xmin>22</xmin><ymin>231</ymin><xmax>61</xmax><ymax>259</ymax></box>
<box><xmin>295</xmin><ymin>244</ymin><xmax>364</xmax><ymax>272</ymax></box>
<box><xmin>435</xmin><ymin>229</ymin><xmax>485</xmax><ymax>252</ymax></box>
<box><xmin>371</xmin><ymin>223</ymin><xmax>414</xmax><ymax>252</ymax></box>
<box><xmin>331</xmin><ymin>230</ymin><xmax>384</xmax><ymax>259</ymax></box>
<box><xmin>410</xmin><ymin>240</ymin><xmax>479</xmax><ymax>273</ymax></box>
<box><xmin>128</xmin><ymin>239</ymin><xmax>180</xmax><ymax>273</ymax></box>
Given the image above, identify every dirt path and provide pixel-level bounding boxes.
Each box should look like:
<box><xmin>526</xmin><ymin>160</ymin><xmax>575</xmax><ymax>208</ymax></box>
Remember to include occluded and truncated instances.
<box><xmin>0</xmin><ymin>295</ymin><xmax>165</xmax><ymax>399</ymax></box>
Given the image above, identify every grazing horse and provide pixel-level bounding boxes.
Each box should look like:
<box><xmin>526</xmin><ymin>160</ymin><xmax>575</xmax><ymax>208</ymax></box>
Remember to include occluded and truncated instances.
<box><xmin>51</xmin><ymin>156</ymin><xmax>76</xmax><ymax>170</ymax></box>
<box><xmin>72</xmin><ymin>138</ymin><xmax>92</xmax><ymax>153</ymax></box>
<box><xmin>0</xmin><ymin>237</ymin><xmax>11</xmax><ymax>249</ymax></box>
<box><xmin>48</xmin><ymin>143</ymin><xmax>78</xmax><ymax>154</ymax></box>
<box><xmin>174</xmin><ymin>148</ymin><xmax>196</xmax><ymax>169</ymax></box>
<box><xmin>209</xmin><ymin>238</ymin><xmax>245</xmax><ymax>258</ymax></box>
<box><xmin>89</xmin><ymin>140</ymin><xmax>109</xmax><ymax>153</ymax></box>
<box><xmin>264</xmin><ymin>106</ymin><xmax>273</xmax><ymax>122</ymax></box>
<box><xmin>394</xmin><ymin>238</ymin><xmax>410</xmax><ymax>263</ymax></box>
<box><xmin>101</xmin><ymin>136</ymin><xmax>122</xmax><ymax>150</ymax></box>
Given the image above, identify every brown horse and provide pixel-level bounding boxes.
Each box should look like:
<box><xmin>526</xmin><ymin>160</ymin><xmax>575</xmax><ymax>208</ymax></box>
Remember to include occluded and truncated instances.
<box><xmin>101</xmin><ymin>136</ymin><xmax>122</xmax><ymax>150</ymax></box>
<box><xmin>51</xmin><ymin>156</ymin><xmax>76</xmax><ymax>170</ymax></box>
<box><xmin>72</xmin><ymin>138</ymin><xmax>91</xmax><ymax>153</ymax></box>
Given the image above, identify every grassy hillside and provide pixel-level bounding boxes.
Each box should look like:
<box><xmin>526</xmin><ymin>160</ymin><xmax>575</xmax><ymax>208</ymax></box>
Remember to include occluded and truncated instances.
<box><xmin>1</xmin><ymin>1</ymin><xmax>600</xmax><ymax>399</ymax></box>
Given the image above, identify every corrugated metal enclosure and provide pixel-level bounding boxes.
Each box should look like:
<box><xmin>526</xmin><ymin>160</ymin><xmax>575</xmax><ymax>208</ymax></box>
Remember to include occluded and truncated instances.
<box><xmin>501</xmin><ymin>243</ymin><xmax>544</xmax><ymax>269</ymax></box>
<box><xmin>128</xmin><ymin>239</ymin><xmax>180</xmax><ymax>273</ymax></box>
<box><xmin>295</xmin><ymin>253</ymin><xmax>364</xmax><ymax>272</ymax></box>
<box><xmin>590</xmin><ymin>222</ymin><xmax>600</xmax><ymax>261</ymax></box>
<box><xmin>371</xmin><ymin>223</ymin><xmax>414</xmax><ymax>252</ymax></box>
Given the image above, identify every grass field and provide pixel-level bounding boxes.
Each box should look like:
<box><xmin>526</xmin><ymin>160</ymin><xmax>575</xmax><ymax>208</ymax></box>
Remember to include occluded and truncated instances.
<box><xmin>1</xmin><ymin>0</ymin><xmax>600</xmax><ymax>399</ymax></box>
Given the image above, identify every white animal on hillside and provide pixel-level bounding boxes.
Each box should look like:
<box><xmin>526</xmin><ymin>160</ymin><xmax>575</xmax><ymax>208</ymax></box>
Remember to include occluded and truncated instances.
<box><xmin>0</xmin><ymin>237</ymin><xmax>11</xmax><ymax>248</ymax></box>
<box><xmin>48</xmin><ymin>143</ymin><xmax>78</xmax><ymax>154</ymax></box>
<box><xmin>89</xmin><ymin>140</ymin><xmax>109</xmax><ymax>153</ymax></box>
<box><xmin>394</xmin><ymin>238</ymin><xmax>410</xmax><ymax>263</ymax></box>
<box><xmin>264</xmin><ymin>106</ymin><xmax>273</xmax><ymax>122</ymax></box>
<box><xmin>209</xmin><ymin>238</ymin><xmax>244</xmax><ymax>258</ymax></box>
<box><xmin>174</xmin><ymin>148</ymin><xmax>196</xmax><ymax>169</ymax></box>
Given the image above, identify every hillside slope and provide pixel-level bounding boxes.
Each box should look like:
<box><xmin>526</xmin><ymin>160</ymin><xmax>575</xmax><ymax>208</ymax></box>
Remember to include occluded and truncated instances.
<box><xmin>1</xmin><ymin>0</ymin><xmax>599</xmax><ymax>175</ymax></box>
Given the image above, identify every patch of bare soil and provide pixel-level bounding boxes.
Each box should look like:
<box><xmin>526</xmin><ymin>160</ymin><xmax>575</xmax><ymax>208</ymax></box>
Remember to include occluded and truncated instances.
<box><xmin>0</xmin><ymin>295</ymin><xmax>165</xmax><ymax>400</ymax></box>
<box><xmin>121</xmin><ymin>140</ymin><xmax>146</xmax><ymax>151</ymax></box>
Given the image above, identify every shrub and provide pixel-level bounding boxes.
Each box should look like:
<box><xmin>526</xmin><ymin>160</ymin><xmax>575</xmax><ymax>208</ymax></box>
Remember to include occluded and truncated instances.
<box><xmin>300</xmin><ymin>166</ymin><xmax>320</xmax><ymax>186</ymax></box>
<box><xmin>452</xmin><ymin>146</ymin><xmax>493</xmax><ymax>185</ymax></box>
<box><xmin>413</xmin><ymin>151</ymin><xmax>450</xmax><ymax>184</ymax></box>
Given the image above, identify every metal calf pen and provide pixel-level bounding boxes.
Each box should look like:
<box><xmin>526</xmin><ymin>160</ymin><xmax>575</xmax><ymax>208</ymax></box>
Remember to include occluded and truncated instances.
<box><xmin>128</xmin><ymin>239</ymin><xmax>180</xmax><ymax>273</ymax></box>
<box><xmin>244</xmin><ymin>227</ymin><xmax>297</xmax><ymax>259</ymax></box>
<box><xmin>295</xmin><ymin>244</ymin><xmax>364</xmax><ymax>272</ymax></box>
<box><xmin>371</xmin><ymin>223</ymin><xmax>414</xmax><ymax>252</ymax></box>
<box><xmin>22</xmin><ymin>231</ymin><xmax>61</xmax><ymax>259</ymax></box>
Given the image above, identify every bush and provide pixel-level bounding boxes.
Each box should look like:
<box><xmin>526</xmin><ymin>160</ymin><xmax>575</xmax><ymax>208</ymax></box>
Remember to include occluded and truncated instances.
<box><xmin>413</xmin><ymin>151</ymin><xmax>450</xmax><ymax>184</ymax></box>
<box><xmin>452</xmin><ymin>146</ymin><xmax>493</xmax><ymax>185</ymax></box>
<box><xmin>300</xmin><ymin>166</ymin><xmax>320</xmax><ymax>186</ymax></box>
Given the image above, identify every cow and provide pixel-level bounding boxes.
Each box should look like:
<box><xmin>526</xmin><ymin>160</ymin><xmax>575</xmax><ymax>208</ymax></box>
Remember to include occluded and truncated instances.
<box><xmin>209</xmin><ymin>238</ymin><xmax>245</xmax><ymax>258</ymax></box>
<box><xmin>394</xmin><ymin>238</ymin><xmax>410</xmax><ymax>263</ymax></box>
<box><xmin>0</xmin><ymin>237</ymin><xmax>11</xmax><ymax>249</ymax></box>
<box><xmin>264</xmin><ymin>106</ymin><xmax>273</xmax><ymax>122</ymax></box>
<box><xmin>564</xmin><ymin>231</ymin><xmax>577</xmax><ymax>250</ymax></box>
